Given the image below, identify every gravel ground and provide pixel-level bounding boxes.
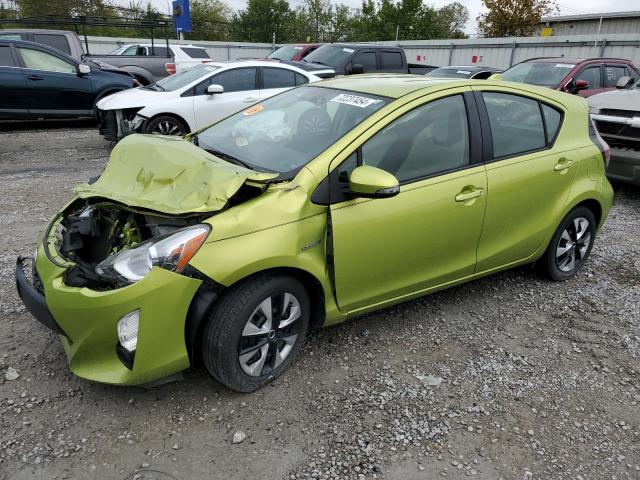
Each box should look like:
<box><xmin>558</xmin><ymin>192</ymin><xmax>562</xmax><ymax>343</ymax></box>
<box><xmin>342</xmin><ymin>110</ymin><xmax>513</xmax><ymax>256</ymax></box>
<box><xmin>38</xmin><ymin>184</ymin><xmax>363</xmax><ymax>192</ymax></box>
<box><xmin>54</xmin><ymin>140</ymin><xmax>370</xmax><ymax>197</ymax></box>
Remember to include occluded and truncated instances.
<box><xmin>0</xmin><ymin>122</ymin><xmax>639</xmax><ymax>480</ymax></box>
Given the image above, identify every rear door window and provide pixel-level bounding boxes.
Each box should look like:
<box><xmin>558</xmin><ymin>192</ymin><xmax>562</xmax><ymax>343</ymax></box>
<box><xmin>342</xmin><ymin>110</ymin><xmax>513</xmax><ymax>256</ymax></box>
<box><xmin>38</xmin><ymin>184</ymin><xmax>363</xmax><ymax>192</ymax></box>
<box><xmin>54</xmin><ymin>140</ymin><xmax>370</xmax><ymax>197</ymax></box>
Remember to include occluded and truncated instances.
<box><xmin>182</xmin><ymin>47</ymin><xmax>210</xmax><ymax>59</ymax></box>
<box><xmin>351</xmin><ymin>51</ymin><xmax>377</xmax><ymax>72</ymax></box>
<box><xmin>32</xmin><ymin>34</ymin><xmax>71</xmax><ymax>55</ymax></box>
<box><xmin>262</xmin><ymin>67</ymin><xmax>296</xmax><ymax>89</ymax></box>
<box><xmin>575</xmin><ymin>66</ymin><xmax>602</xmax><ymax>88</ymax></box>
<box><xmin>0</xmin><ymin>33</ymin><xmax>24</xmax><ymax>40</ymax></box>
<box><xmin>482</xmin><ymin>92</ymin><xmax>546</xmax><ymax>158</ymax></box>
<box><xmin>0</xmin><ymin>46</ymin><xmax>16</xmax><ymax>67</ymax></box>
<box><xmin>605</xmin><ymin>65</ymin><xmax>630</xmax><ymax>87</ymax></box>
<box><xmin>380</xmin><ymin>51</ymin><xmax>403</xmax><ymax>70</ymax></box>
<box><xmin>146</xmin><ymin>46</ymin><xmax>169</xmax><ymax>56</ymax></box>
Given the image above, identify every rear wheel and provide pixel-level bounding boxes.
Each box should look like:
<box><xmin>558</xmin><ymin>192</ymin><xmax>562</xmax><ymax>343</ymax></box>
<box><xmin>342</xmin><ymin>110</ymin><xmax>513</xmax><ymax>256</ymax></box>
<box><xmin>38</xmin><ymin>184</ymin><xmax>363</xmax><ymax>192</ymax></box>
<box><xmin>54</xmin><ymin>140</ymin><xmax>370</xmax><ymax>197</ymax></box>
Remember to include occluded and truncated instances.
<box><xmin>540</xmin><ymin>206</ymin><xmax>596</xmax><ymax>281</ymax></box>
<box><xmin>144</xmin><ymin>115</ymin><xmax>187</xmax><ymax>137</ymax></box>
<box><xmin>201</xmin><ymin>275</ymin><xmax>310</xmax><ymax>392</ymax></box>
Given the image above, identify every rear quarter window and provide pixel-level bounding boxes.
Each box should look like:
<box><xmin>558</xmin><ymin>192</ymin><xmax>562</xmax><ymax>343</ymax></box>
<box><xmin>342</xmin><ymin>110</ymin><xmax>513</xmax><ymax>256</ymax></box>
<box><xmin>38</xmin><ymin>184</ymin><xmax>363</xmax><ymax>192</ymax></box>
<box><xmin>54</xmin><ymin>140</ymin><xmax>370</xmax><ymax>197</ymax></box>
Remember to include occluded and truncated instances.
<box><xmin>32</xmin><ymin>34</ymin><xmax>71</xmax><ymax>55</ymax></box>
<box><xmin>182</xmin><ymin>47</ymin><xmax>210</xmax><ymax>59</ymax></box>
<box><xmin>380</xmin><ymin>51</ymin><xmax>403</xmax><ymax>70</ymax></box>
<box><xmin>542</xmin><ymin>104</ymin><xmax>562</xmax><ymax>143</ymax></box>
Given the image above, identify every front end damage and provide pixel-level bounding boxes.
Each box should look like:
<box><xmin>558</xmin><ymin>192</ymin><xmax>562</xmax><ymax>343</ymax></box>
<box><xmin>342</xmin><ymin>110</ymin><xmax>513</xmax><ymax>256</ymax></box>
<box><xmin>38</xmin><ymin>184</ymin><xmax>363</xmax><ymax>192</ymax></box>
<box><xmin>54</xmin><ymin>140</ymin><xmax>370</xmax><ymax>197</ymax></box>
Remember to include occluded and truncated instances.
<box><xmin>15</xmin><ymin>135</ymin><xmax>277</xmax><ymax>385</ymax></box>
<box><xmin>97</xmin><ymin>107</ymin><xmax>146</xmax><ymax>141</ymax></box>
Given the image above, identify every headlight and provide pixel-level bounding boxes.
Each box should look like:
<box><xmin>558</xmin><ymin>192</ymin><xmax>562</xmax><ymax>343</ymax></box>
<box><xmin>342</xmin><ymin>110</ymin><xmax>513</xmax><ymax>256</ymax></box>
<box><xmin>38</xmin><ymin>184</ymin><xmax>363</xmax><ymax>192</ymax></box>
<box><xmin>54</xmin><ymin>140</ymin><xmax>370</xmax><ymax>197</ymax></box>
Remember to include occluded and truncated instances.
<box><xmin>95</xmin><ymin>224</ymin><xmax>210</xmax><ymax>285</ymax></box>
<box><xmin>589</xmin><ymin>106</ymin><xmax>601</xmax><ymax>115</ymax></box>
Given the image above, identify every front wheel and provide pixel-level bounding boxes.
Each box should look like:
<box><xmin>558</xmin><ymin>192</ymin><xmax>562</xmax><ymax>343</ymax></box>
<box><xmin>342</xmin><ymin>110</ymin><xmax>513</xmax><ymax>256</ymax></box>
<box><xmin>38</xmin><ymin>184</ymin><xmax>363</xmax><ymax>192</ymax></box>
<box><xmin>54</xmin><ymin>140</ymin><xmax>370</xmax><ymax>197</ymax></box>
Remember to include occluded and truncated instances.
<box><xmin>144</xmin><ymin>115</ymin><xmax>187</xmax><ymax>137</ymax></box>
<box><xmin>539</xmin><ymin>206</ymin><xmax>596</xmax><ymax>281</ymax></box>
<box><xmin>201</xmin><ymin>275</ymin><xmax>310</xmax><ymax>392</ymax></box>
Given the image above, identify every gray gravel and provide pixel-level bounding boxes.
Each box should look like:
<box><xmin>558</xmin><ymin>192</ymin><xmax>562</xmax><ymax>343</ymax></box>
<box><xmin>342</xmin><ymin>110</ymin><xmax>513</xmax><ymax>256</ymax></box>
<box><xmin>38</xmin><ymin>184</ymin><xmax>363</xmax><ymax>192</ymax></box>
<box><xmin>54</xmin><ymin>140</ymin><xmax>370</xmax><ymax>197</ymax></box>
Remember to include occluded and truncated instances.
<box><xmin>0</xmin><ymin>122</ymin><xmax>639</xmax><ymax>480</ymax></box>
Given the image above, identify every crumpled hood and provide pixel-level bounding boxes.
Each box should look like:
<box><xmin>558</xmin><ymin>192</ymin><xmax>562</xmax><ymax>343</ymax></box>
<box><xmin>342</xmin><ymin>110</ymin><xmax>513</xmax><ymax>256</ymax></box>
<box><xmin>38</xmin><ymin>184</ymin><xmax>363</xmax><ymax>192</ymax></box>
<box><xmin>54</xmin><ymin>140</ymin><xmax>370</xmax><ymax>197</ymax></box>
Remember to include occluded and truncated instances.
<box><xmin>96</xmin><ymin>87</ymin><xmax>167</xmax><ymax>110</ymax></box>
<box><xmin>588</xmin><ymin>88</ymin><xmax>640</xmax><ymax>111</ymax></box>
<box><xmin>74</xmin><ymin>134</ymin><xmax>277</xmax><ymax>215</ymax></box>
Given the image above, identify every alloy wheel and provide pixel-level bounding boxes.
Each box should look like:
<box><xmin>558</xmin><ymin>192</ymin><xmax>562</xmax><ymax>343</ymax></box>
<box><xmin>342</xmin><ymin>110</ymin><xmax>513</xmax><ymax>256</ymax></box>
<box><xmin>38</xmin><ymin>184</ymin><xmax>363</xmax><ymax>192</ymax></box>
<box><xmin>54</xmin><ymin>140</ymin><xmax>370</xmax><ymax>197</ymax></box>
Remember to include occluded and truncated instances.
<box><xmin>555</xmin><ymin>216</ymin><xmax>592</xmax><ymax>273</ymax></box>
<box><xmin>238</xmin><ymin>292</ymin><xmax>303</xmax><ymax>377</ymax></box>
<box><xmin>152</xmin><ymin>120</ymin><xmax>184</xmax><ymax>136</ymax></box>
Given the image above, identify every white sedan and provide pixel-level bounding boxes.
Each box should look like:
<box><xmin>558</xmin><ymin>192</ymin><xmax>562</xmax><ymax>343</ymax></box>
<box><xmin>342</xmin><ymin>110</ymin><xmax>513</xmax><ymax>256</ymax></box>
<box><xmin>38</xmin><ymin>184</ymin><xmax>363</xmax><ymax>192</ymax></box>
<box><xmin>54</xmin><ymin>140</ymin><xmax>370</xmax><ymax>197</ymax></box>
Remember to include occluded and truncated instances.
<box><xmin>96</xmin><ymin>60</ymin><xmax>334</xmax><ymax>140</ymax></box>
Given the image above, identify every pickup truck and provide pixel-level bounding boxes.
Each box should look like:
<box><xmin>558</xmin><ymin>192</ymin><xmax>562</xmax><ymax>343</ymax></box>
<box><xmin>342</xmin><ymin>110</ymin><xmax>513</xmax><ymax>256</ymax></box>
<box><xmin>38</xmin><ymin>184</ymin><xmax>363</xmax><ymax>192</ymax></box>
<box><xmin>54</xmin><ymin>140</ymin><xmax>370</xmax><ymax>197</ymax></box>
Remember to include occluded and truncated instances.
<box><xmin>293</xmin><ymin>43</ymin><xmax>437</xmax><ymax>76</ymax></box>
<box><xmin>0</xmin><ymin>28</ymin><xmax>189</xmax><ymax>85</ymax></box>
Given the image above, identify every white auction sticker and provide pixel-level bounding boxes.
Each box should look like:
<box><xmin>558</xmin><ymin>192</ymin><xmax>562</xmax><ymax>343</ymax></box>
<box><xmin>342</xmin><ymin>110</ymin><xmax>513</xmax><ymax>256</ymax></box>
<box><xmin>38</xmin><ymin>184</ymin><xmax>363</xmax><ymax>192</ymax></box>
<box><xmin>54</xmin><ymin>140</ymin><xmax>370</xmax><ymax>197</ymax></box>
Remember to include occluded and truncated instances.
<box><xmin>330</xmin><ymin>93</ymin><xmax>380</xmax><ymax>108</ymax></box>
<box><xmin>342</xmin><ymin>48</ymin><xmax>354</xmax><ymax>53</ymax></box>
<box><xmin>555</xmin><ymin>63</ymin><xmax>575</xmax><ymax>68</ymax></box>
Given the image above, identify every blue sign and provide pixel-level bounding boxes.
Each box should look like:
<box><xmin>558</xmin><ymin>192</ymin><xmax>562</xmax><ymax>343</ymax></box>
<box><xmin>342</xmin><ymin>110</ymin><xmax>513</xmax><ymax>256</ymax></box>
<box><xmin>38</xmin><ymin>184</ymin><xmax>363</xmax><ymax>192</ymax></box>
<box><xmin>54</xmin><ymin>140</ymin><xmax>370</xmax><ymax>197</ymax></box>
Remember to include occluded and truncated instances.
<box><xmin>172</xmin><ymin>0</ymin><xmax>191</xmax><ymax>33</ymax></box>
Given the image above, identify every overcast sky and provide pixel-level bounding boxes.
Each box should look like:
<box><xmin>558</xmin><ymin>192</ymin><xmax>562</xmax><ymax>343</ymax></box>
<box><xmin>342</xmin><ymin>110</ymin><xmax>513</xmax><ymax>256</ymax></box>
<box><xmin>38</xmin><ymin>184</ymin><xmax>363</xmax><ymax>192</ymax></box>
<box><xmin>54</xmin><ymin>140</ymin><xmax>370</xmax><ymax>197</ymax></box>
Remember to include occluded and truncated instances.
<box><xmin>130</xmin><ymin>0</ymin><xmax>640</xmax><ymax>35</ymax></box>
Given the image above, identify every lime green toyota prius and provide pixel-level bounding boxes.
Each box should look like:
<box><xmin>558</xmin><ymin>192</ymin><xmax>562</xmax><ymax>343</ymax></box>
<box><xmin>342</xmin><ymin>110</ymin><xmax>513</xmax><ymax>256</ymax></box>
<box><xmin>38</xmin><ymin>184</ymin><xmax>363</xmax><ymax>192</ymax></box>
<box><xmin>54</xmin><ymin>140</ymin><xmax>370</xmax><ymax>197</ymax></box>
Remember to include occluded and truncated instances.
<box><xmin>17</xmin><ymin>75</ymin><xmax>613</xmax><ymax>392</ymax></box>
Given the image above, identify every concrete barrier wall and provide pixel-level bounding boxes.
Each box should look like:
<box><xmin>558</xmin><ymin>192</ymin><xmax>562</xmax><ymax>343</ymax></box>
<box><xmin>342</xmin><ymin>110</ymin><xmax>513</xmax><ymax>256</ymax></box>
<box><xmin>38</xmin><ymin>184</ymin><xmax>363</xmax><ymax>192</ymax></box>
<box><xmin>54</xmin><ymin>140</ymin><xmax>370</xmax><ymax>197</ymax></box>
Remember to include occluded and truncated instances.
<box><xmin>85</xmin><ymin>33</ymin><xmax>640</xmax><ymax>69</ymax></box>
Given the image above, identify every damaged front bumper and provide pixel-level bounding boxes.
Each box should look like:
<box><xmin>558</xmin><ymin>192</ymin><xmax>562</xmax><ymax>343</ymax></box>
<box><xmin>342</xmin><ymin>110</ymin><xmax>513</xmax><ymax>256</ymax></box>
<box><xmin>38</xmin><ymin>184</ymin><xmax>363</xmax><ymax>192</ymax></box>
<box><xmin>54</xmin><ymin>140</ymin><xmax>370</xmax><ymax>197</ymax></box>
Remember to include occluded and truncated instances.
<box><xmin>97</xmin><ymin>108</ymin><xmax>146</xmax><ymax>141</ymax></box>
<box><xmin>18</xmin><ymin>241</ymin><xmax>202</xmax><ymax>386</ymax></box>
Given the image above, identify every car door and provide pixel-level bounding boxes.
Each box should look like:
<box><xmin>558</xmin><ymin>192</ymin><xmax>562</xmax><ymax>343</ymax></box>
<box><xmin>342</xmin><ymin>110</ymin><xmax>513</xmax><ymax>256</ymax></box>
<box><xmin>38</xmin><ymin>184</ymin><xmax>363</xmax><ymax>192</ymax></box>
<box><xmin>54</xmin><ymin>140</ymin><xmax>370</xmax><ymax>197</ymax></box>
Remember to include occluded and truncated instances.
<box><xmin>260</xmin><ymin>66</ymin><xmax>301</xmax><ymax>100</ymax></box>
<box><xmin>0</xmin><ymin>44</ymin><xmax>29</xmax><ymax>118</ymax></box>
<box><xmin>573</xmin><ymin>64</ymin><xmax>604</xmax><ymax>97</ymax></box>
<box><xmin>329</xmin><ymin>89</ymin><xmax>487</xmax><ymax>313</ymax></box>
<box><xmin>16</xmin><ymin>45</ymin><xmax>93</xmax><ymax>116</ymax></box>
<box><xmin>473</xmin><ymin>89</ymin><xmax>576</xmax><ymax>272</ymax></box>
<box><xmin>192</xmin><ymin>67</ymin><xmax>258</xmax><ymax>128</ymax></box>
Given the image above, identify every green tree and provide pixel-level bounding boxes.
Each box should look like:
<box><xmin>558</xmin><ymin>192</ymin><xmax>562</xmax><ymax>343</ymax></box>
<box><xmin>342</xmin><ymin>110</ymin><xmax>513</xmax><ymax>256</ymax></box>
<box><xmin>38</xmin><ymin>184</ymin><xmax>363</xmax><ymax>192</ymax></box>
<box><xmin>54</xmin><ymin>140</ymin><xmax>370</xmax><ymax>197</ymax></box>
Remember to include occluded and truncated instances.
<box><xmin>477</xmin><ymin>0</ymin><xmax>558</xmax><ymax>37</ymax></box>
<box><xmin>230</xmin><ymin>0</ymin><xmax>293</xmax><ymax>43</ymax></box>
<box><xmin>188</xmin><ymin>0</ymin><xmax>232</xmax><ymax>41</ymax></box>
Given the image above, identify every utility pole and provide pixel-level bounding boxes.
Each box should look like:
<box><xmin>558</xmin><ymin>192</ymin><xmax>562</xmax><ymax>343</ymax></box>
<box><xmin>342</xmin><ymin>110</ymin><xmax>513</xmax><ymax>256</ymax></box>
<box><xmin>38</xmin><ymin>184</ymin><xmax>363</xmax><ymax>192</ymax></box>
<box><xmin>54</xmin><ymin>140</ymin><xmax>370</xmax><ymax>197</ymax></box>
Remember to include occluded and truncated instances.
<box><xmin>395</xmin><ymin>25</ymin><xmax>399</xmax><ymax>41</ymax></box>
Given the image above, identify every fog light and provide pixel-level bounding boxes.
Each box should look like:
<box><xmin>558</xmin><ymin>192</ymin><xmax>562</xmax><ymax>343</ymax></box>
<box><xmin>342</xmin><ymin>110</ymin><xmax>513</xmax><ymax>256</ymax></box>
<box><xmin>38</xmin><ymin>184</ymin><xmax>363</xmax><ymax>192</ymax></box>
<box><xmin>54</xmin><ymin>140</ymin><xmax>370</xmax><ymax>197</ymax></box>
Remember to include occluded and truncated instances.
<box><xmin>117</xmin><ymin>310</ymin><xmax>140</xmax><ymax>352</ymax></box>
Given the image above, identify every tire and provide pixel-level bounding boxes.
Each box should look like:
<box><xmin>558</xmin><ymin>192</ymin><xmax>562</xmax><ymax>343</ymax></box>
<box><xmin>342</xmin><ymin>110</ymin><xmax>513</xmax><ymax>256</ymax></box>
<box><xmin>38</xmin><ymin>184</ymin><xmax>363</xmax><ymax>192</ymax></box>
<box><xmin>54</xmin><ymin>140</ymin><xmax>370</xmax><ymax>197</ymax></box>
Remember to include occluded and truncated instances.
<box><xmin>539</xmin><ymin>206</ymin><xmax>596</xmax><ymax>281</ymax></box>
<box><xmin>201</xmin><ymin>274</ymin><xmax>310</xmax><ymax>392</ymax></box>
<box><xmin>143</xmin><ymin>115</ymin><xmax>188</xmax><ymax>137</ymax></box>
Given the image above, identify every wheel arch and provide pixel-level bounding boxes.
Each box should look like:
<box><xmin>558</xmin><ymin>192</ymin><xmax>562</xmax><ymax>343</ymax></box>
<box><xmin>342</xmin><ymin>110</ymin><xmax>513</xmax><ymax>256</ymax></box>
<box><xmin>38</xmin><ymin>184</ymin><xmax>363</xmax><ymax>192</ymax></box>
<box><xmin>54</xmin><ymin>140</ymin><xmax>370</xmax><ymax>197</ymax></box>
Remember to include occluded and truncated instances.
<box><xmin>184</xmin><ymin>266</ymin><xmax>327</xmax><ymax>365</ymax></box>
<box><xmin>92</xmin><ymin>87</ymin><xmax>126</xmax><ymax>115</ymax></box>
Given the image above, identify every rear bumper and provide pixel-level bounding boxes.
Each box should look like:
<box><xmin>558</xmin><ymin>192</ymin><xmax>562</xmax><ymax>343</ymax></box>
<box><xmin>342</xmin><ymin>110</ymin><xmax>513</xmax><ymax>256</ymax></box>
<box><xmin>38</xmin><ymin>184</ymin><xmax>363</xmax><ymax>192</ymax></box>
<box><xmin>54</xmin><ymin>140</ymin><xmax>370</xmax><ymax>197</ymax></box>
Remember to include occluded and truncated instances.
<box><xmin>608</xmin><ymin>147</ymin><xmax>640</xmax><ymax>186</ymax></box>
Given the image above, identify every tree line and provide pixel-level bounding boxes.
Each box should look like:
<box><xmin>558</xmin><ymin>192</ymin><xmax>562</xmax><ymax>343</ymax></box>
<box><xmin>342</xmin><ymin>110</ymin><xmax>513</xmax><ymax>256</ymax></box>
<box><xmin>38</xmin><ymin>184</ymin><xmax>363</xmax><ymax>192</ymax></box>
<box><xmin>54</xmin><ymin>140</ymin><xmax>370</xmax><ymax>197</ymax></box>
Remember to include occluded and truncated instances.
<box><xmin>0</xmin><ymin>0</ymin><xmax>469</xmax><ymax>43</ymax></box>
<box><xmin>0</xmin><ymin>0</ymin><xmax>558</xmax><ymax>43</ymax></box>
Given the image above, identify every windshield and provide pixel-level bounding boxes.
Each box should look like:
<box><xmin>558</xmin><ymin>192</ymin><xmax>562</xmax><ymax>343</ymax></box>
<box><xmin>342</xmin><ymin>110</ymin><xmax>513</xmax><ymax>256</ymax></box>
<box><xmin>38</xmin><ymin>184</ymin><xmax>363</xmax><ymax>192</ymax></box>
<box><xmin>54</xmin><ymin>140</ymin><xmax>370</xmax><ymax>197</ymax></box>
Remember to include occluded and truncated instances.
<box><xmin>195</xmin><ymin>86</ymin><xmax>390</xmax><ymax>174</ymax></box>
<box><xmin>303</xmin><ymin>45</ymin><xmax>354</xmax><ymax>68</ymax></box>
<box><xmin>502</xmin><ymin>62</ymin><xmax>575</xmax><ymax>87</ymax></box>
<box><xmin>426</xmin><ymin>68</ymin><xmax>473</xmax><ymax>78</ymax></box>
<box><xmin>150</xmin><ymin>64</ymin><xmax>218</xmax><ymax>92</ymax></box>
<box><xmin>268</xmin><ymin>45</ymin><xmax>304</xmax><ymax>61</ymax></box>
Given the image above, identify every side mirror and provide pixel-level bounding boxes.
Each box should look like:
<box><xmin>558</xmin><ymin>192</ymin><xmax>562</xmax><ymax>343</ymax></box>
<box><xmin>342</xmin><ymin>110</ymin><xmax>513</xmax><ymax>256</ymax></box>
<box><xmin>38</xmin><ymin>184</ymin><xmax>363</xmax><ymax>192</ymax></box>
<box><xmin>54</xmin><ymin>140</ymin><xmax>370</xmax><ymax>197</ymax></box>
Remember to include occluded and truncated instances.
<box><xmin>349</xmin><ymin>165</ymin><xmax>399</xmax><ymax>199</ymax></box>
<box><xmin>349</xmin><ymin>63</ymin><xmax>364</xmax><ymax>75</ymax></box>
<box><xmin>78</xmin><ymin>64</ymin><xmax>91</xmax><ymax>75</ymax></box>
<box><xmin>574</xmin><ymin>79</ymin><xmax>589</xmax><ymax>91</ymax></box>
<box><xmin>206</xmin><ymin>84</ymin><xmax>224</xmax><ymax>95</ymax></box>
<box><xmin>616</xmin><ymin>76</ymin><xmax>633</xmax><ymax>89</ymax></box>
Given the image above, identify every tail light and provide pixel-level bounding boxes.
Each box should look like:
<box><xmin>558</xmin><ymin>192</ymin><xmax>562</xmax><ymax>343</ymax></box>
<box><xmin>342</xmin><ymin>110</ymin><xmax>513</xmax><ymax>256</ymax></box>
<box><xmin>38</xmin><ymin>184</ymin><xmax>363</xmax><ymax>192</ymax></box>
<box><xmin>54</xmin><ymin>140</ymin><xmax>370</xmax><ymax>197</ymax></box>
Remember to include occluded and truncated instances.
<box><xmin>165</xmin><ymin>62</ymin><xmax>176</xmax><ymax>75</ymax></box>
<box><xmin>589</xmin><ymin>116</ymin><xmax>610</xmax><ymax>168</ymax></box>
<box><xmin>201</xmin><ymin>60</ymin><xmax>212</xmax><ymax>63</ymax></box>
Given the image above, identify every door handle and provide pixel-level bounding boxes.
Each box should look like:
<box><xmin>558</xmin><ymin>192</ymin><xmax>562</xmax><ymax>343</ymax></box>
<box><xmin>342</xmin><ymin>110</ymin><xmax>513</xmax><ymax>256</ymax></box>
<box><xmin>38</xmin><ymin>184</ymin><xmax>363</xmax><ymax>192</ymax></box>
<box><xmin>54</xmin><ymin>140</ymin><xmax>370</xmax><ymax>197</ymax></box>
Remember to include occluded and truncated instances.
<box><xmin>243</xmin><ymin>97</ymin><xmax>258</xmax><ymax>103</ymax></box>
<box><xmin>455</xmin><ymin>187</ymin><xmax>484</xmax><ymax>203</ymax></box>
<box><xmin>554</xmin><ymin>158</ymin><xmax>575</xmax><ymax>171</ymax></box>
<box><xmin>27</xmin><ymin>75</ymin><xmax>44</xmax><ymax>81</ymax></box>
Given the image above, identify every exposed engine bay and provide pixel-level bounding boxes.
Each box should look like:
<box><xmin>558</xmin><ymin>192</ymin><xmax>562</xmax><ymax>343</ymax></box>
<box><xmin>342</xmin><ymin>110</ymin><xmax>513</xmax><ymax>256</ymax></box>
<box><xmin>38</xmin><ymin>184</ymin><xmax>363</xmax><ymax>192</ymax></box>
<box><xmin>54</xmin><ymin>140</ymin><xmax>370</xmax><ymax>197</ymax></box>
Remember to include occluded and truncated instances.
<box><xmin>52</xmin><ymin>199</ymin><xmax>211</xmax><ymax>289</ymax></box>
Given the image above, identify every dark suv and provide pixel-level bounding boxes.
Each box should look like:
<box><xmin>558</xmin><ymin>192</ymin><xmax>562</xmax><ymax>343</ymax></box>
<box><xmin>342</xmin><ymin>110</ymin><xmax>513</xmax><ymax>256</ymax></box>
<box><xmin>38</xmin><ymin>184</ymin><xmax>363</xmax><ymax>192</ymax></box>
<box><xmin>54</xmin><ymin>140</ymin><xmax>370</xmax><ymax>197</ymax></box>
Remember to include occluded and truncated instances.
<box><xmin>501</xmin><ymin>57</ymin><xmax>640</xmax><ymax>97</ymax></box>
<box><xmin>0</xmin><ymin>39</ymin><xmax>136</xmax><ymax>120</ymax></box>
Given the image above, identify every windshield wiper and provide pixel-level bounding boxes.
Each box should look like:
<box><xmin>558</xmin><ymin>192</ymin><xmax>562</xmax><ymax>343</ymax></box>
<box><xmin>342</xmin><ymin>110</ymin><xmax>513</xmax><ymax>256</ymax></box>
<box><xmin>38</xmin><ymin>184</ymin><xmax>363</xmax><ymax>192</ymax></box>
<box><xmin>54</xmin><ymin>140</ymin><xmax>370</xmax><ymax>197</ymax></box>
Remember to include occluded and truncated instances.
<box><xmin>205</xmin><ymin>149</ymin><xmax>254</xmax><ymax>170</ymax></box>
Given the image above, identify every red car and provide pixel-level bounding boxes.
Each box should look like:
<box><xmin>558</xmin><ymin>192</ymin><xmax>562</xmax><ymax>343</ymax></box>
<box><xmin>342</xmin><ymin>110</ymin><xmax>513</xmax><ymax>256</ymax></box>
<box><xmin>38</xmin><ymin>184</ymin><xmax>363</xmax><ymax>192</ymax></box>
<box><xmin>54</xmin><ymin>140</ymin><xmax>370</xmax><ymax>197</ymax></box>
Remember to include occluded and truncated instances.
<box><xmin>501</xmin><ymin>57</ymin><xmax>640</xmax><ymax>97</ymax></box>
<box><xmin>267</xmin><ymin>44</ymin><xmax>320</xmax><ymax>62</ymax></box>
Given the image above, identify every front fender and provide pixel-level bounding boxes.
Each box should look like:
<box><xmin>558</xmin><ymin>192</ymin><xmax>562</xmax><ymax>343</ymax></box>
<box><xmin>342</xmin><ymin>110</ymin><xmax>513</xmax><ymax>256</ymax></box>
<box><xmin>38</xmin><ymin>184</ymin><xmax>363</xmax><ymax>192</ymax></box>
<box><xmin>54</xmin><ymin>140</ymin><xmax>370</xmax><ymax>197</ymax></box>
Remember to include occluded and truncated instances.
<box><xmin>188</xmin><ymin>213</ymin><xmax>345</xmax><ymax>325</ymax></box>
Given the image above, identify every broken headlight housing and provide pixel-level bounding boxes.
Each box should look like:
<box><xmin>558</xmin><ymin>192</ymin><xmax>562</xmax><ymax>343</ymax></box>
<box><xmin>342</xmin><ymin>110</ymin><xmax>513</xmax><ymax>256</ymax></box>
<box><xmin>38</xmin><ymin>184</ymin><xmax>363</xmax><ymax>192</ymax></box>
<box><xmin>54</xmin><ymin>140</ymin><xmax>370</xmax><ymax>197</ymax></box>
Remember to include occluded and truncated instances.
<box><xmin>95</xmin><ymin>224</ymin><xmax>210</xmax><ymax>285</ymax></box>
